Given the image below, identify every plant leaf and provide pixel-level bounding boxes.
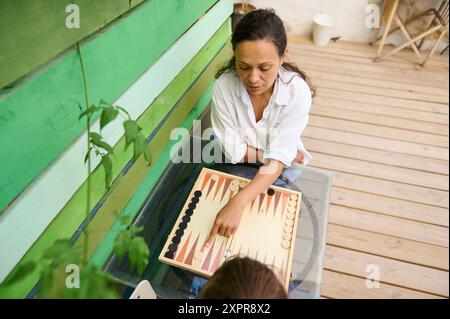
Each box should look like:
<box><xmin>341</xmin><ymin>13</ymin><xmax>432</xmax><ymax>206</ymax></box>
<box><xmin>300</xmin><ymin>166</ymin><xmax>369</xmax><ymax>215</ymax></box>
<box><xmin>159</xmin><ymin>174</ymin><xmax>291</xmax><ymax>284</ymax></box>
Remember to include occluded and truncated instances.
<box><xmin>128</xmin><ymin>237</ymin><xmax>149</xmax><ymax>275</ymax></box>
<box><xmin>116</xmin><ymin>105</ymin><xmax>130</xmax><ymax>119</ymax></box>
<box><xmin>1</xmin><ymin>261</ymin><xmax>37</xmax><ymax>286</ymax></box>
<box><xmin>101</xmin><ymin>155</ymin><xmax>113</xmax><ymax>189</ymax></box>
<box><xmin>42</xmin><ymin>239</ymin><xmax>80</xmax><ymax>266</ymax></box>
<box><xmin>123</xmin><ymin>120</ymin><xmax>139</xmax><ymax>150</ymax></box>
<box><xmin>84</xmin><ymin>147</ymin><xmax>92</xmax><ymax>164</ymax></box>
<box><xmin>113</xmin><ymin>231</ymin><xmax>131</xmax><ymax>259</ymax></box>
<box><xmin>100</xmin><ymin>106</ymin><xmax>119</xmax><ymax>130</ymax></box>
<box><xmin>132</xmin><ymin>133</ymin><xmax>147</xmax><ymax>161</ymax></box>
<box><xmin>89</xmin><ymin>132</ymin><xmax>114</xmax><ymax>156</ymax></box>
<box><xmin>129</xmin><ymin>225</ymin><xmax>144</xmax><ymax>236</ymax></box>
<box><xmin>119</xmin><ymin>215</ymin><xmax>133</xmax><ymax>227</ymax></box>
<box><xmin>79</xmin><ymin>105</ymin><xmax>100</xmax><ymax>120</ymax></box>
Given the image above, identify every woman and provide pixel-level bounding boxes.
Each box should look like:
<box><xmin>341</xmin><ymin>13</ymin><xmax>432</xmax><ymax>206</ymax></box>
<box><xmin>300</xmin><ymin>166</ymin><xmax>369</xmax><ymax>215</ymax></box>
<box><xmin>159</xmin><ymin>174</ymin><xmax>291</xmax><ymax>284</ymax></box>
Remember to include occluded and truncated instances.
<box><xmin>206</xmin><ymin>9</ymin><xmax>314</xmax><ymax>245</ymax></box>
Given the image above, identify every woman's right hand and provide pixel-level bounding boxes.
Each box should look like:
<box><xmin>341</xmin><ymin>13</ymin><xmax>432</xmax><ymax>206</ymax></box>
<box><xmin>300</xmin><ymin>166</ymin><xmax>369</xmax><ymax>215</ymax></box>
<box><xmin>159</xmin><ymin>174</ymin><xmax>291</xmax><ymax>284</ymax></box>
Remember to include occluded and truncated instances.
<box><xmin>205</xmin><ymin>198</ymin><xmax>245</xmax><ymax>247</ymax></box>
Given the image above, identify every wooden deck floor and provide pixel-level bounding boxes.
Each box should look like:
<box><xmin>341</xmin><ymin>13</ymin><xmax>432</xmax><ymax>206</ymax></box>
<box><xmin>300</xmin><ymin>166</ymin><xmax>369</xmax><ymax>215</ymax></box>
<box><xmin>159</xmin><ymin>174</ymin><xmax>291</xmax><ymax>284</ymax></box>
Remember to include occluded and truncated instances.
<box><xmin>288</xmin><ymin>37</ymin><xmax>449</xmax><ymax>299</ymax></box>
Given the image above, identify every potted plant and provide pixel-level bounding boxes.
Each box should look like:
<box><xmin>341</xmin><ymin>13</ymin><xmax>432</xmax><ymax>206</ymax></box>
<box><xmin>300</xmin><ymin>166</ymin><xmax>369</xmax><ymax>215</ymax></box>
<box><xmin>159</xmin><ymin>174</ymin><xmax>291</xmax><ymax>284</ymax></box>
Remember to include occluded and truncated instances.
<box><xmin>232</xmin><ymin>1</ymin><xmax>256</xmax><ymax>31</ymax></box>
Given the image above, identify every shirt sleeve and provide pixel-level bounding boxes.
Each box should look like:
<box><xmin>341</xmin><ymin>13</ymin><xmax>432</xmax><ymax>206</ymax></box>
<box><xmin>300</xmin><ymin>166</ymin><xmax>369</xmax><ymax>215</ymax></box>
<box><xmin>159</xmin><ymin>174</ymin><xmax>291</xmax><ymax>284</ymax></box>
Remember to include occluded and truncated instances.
<box><xmin>210</xmin><ymin>80</ymin><xmax>247</xmax><ymax>164</ymax></box>
<box><xmin>262</xmin><ymin>79</ymin><xmax>312</xmax><ymax>167</ymax></box>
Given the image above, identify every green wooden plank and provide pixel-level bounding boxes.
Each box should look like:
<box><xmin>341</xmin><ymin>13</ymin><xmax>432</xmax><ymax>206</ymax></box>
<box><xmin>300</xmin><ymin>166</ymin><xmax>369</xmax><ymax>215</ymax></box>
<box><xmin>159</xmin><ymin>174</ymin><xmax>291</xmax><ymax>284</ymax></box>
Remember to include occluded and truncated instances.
<box><xmin>0</xmin><ymin>0</ymin><xmax>143</xmax><ymax>89</ymax></box>
<box><xmin>0</xmin><ymin>0</ymin><xmax>219</xmax><ymax>213</ymax></box>
<box><xmin>91</xmin><ymin>84</ymin><xmax>214</xmax><ymax>268</ymax></box>
<box><xmin>0</xmin><ymin>21</ymin><xmax>231</xmax><ymax>299</ymax></box>
<box><xmin>83</xmin><ymin>44</ymin><xmax>231</xmax><ymax>261</ymax></box>
<box><xmin>0</xmin><ymin>0</ymin><xmax>232</xmax><ymax>287</ymax></box>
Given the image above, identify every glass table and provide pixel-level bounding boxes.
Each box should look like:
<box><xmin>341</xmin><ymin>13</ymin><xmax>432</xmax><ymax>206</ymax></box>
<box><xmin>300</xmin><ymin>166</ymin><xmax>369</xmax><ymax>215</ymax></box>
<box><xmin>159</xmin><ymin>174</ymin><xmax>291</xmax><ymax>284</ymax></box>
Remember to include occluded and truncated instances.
<box><xmin>105</xmin><ymin>107</ymin><xmax>332</xmax><ymax>299</ymax></box>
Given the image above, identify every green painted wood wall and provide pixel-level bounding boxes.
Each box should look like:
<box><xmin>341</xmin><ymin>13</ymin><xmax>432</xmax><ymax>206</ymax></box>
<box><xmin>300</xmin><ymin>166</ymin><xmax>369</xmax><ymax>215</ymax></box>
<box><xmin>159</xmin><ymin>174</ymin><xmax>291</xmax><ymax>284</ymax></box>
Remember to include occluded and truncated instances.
<box><xmin>0</xmin><ymin>0</ymin><xmax>233</xmax><ymax>298</ymax></box>
<box><xmin>0</xmin><ymin>0</ymin><xmax>218</xmax><ymax>213</ymax></box>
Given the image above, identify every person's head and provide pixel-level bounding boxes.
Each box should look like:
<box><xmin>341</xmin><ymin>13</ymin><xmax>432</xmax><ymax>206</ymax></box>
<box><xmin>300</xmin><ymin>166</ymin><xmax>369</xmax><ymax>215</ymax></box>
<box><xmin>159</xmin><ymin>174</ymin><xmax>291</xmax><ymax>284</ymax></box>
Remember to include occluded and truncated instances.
<box><xmin>198</xmin><ymin>256</ymin><xmax>288</xmax><ymax>299</ymax></box>
<box><xmin>217</xmin><ymin>8</ymin><xmax>315</xmax><ymax>96</ymax></box>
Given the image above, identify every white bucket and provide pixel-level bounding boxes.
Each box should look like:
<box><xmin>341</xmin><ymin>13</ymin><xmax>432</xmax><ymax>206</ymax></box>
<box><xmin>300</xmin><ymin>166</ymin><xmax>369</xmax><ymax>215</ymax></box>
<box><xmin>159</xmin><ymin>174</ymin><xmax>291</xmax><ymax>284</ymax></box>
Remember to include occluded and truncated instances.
<box><xmin>312</xmin><ymin>14</ymin><xmax>337</xmax><ymax>46</ymax></box>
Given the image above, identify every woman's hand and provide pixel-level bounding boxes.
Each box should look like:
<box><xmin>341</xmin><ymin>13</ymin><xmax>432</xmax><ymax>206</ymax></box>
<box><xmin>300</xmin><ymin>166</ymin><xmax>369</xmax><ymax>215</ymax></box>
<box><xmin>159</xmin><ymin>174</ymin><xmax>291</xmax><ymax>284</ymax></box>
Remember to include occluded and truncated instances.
<box><xmin>205</xmin><ymin>198</ymin><xmax>245</xmax><ymax>246</ymax></box>
<box><xmin>294</xmin><ymin>151</ymin><xmax>304</xmax><ymax>164</ymax></box>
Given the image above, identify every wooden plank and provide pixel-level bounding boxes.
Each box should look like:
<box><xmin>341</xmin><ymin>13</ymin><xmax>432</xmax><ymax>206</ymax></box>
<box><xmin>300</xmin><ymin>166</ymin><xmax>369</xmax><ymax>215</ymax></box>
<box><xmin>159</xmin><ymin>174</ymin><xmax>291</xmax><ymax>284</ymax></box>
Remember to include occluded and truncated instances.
<box><xmin>89</xmin><ymin>100</ymin><xmax>212</xmax><ymax>268</ymax></box>
<box><xmin>321</xmin><ymin>270</ymin><xmax>443</xmax><ymax>299</ymax></box>
<box><xmin>0</xmin><ymin>0</ymin><xmax>220</xmax><ymax>212</ymax></box>
<box><xmin>290</xmin><ymin>55</ymin><xmax>449</xmax><ymax>90</ymax></box>
<box><xmin>331</xmin><ymin>187</ymin><xmax>449</xmax><ymax>226</ymax></box>
<box><xmin>315</xmin><ymin>88</ymin><xmax>449</xmax><ymax>116</ymax></box>
<box><xmin>289</xmin><ymin>40</ymin><xmax>450</xmax><ymax>70</ymax></box>
<box><xmin>293</xmin><ymin>55</ymin><xmax>449</xmax><ymax>88</ymax></box>
<box><xmin>303</xmin><ymin>126</ymin><xmax>449</xmax><ymax>160</ymax></box>
<box><xmin>312</xmin><ymin>97</ymin><xmax>449</xmax><ymax>128</ymax></box>
<box><xmin>306</xmin><ymin>69</ymin><xmax>449</xmax><ymax>102</ymax></box>
<box><xmin>0</xmin><ymin>16</ymin><xmax>232</xmax><ymax>294</ymax></box>
<box><xmin>0</xmin><ymin>0</ymin><xmax>144</xmax><ymax>88</ymax></box>
<box><xmin>309</xmin><ymin>113</ymin><xmax>449</xmax><ymax>146</ymax></box>
<box><xmin>312</xmin><ymin>86</ymin><xmax>449</xmax><ymax>117</ymax></box>
<box><xmin>290</xmin><ymin>45</ymin><xmax>450</xmax><ymax>75</ymax></box>
<box><xmin>326</xmin><ymin>169</ymin><xmax>449</xmax><ymax>208</ymax></box>
<box><xmin>312</xmin><ymin>78</ymin><xmax>449</xmax><ymax>105</ymax></box>
<box><xmin>303</xmin><ymin>137</ymin><xmax>449</xmax><ymax>175</ymax></box>
<box><xmin>80</xmin><ymin>47</ymin><xmax>231</xmax><ymax>260</ymax></box>
<box><xmin>0</xmin><ymin>50</ymin><xmax>226</xmax><ymax>299</ymax></box>
<box><xmin>288</xmin><ymin>36</ymin><xmax>450</xmax><ymax>68</ymax></box>
<box><xmin>327</xmin><ymin>223</ymin><xmax>449</xmax><ymax>270</ymax></box>
<box><xmin>324</xmin><ymin>245</ymin><xmax>449</xmax><ymax>296</ymax></box>
<box><xmin>329</xmin><ymin>205</ymin><xmax>449</xmax><ymax>249</ymax></box>
<box><xmin>309</xmin><ymin>152</ymin><xmax>449</xmax><ymax>191</ymax></box>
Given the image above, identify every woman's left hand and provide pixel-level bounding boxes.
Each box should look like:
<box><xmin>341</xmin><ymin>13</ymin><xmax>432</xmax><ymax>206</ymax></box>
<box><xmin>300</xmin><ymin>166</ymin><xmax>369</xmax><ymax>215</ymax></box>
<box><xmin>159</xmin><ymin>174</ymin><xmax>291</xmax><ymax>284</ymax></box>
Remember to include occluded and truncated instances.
<box><xmin>294</xmin><ymin>151</ymin><xmax>304</xmax><ymax>164</ymax></box>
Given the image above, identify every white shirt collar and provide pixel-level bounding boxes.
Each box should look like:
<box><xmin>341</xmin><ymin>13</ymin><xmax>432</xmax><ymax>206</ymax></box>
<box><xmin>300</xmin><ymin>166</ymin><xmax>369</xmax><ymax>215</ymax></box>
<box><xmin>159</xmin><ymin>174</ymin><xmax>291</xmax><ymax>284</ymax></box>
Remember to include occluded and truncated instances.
<box><xmin>235</xmin><ymin>67</ymin><xmax>292</xmax><ymax>107</ymax></box>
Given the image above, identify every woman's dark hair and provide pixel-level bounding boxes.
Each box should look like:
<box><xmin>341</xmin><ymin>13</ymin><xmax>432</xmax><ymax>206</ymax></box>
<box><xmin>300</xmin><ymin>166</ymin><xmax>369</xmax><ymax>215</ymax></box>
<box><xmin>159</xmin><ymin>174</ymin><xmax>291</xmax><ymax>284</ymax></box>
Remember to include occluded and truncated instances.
<box><xmin>216</xmin><ymin>8</ymin><xmax>315</xmax><ymax>96</ymax></box>
<box><xmin>198</xmin><ymin>256</ymin><xmax>288</xmax><ymax>299</ymax></box>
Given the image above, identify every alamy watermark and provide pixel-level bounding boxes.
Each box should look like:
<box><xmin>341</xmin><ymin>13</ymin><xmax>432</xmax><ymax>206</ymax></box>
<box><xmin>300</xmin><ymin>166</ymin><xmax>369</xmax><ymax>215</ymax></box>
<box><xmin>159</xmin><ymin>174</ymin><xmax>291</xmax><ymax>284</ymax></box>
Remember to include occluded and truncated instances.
<box><xmin>65</xmin><ymin>4</ymin><xmax>80</xmax><ymax>29</ymax></box>
<box><xmin>365</xmin><ymin>264</ymin><xmax>380</xmax><ymax>288</ymax></box>
<box><xmin>366</xmin><ymin>4</ymin><xmax>381</xmax><ymax>29</ymax></box>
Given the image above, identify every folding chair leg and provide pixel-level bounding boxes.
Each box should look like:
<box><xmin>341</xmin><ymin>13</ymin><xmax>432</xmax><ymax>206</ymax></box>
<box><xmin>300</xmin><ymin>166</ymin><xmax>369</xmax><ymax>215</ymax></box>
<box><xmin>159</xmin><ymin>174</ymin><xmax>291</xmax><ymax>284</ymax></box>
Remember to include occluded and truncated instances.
<box><xmin>422</xmin><ymin>28</ymin><xmax>448</xmax><ymax>66</ymax></box>
<box><xmin>376</xmin><ymin>24</ymin><xmax>442</xmax><ymax>61</ymax></box>
<box><xmin>375</xmin><ymin>0</ymin><xmax>400</xmax><ymax>60</ymax></box>
<box><xmin>396</xmin><ymin>14</ymin><xmax>424</xmax><ymax>63</ymax></box>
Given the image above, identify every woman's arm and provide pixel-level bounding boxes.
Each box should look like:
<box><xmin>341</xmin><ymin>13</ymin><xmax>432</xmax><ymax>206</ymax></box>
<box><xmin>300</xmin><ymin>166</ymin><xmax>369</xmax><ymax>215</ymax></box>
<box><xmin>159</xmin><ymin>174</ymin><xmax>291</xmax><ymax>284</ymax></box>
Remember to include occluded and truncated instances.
<box><xmin>205</xmin><ymin>159</ymin><xmax>284</xmax><ymax>246</ymax></box>
<box><xmin>243</xmin><ymin>146</ymin><xmax>303</xmax><ymax>165</ymax></box>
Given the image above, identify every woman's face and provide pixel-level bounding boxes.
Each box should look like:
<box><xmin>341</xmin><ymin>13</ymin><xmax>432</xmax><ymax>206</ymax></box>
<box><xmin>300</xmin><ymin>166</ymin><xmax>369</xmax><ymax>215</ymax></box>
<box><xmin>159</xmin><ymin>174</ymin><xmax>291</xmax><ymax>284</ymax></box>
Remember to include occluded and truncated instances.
<box><xmin>235</xmin><ymin>39</ymin><xmax>286</xmax><ymax>97</ymax></box>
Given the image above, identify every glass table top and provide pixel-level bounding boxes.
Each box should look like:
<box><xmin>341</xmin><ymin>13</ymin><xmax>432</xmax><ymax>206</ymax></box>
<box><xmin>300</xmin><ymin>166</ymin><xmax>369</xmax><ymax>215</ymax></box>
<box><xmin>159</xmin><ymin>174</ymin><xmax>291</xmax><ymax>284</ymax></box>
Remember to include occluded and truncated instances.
<box><xmin>105</xmin><ymin>108</ymin><xmax>332</xmax><ymax>299</ymax></box>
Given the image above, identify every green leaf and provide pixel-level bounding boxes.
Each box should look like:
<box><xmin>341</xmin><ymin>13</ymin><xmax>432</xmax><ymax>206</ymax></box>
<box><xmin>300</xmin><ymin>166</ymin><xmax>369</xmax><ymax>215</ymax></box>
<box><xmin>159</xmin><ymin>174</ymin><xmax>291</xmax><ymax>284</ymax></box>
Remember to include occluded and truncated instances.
<box><xmin>113</xmin><ymin>231</ymin><xmax>131</xmax><ymax>259</ymax></box>
<box><xmin>42</xmin><ymin>239</ymin><xmax>80</xmax><ymax>266</ymax></box>
<box><xmin>129</xmin><ymin>225</ymin><xmax>144</xmax><ymax>236</ymax></box>
<box><xmin>84</xmin><ymin>147</ymin><xmax>92</xmax><ymax>164</ymax></box>
<box><xmin>79</xmin><ymin>105</ymin><xmax>100</xmax><ymax>120</ymax></box>
<box><xmin>100</xmin><ymin>106</ymin><xmax>119</xmax><ymax>130</ymax></box>
<box><xmin>89</xmin><ymin>132</ymin><xmax>114</xmax><ymax>156</ymax></box>
<box><xmin>38</xmin><ymin>266</ymin><xmax>55</xmax><ymax>297</ymax></box>
<box><xmin>116</xmin><ymin>105</ymin><xmax>130</xmax><ymax>119</ymax></box>
<box><xmin>123</xmin><ymin>120</ymin><xmax>139</xmax><ymax>149</ymax></box>
<box><xmin>132</xmin><ymin>133</ymin><xmax>147</xmax><ymax>161</ymax></box>
<box><xmin>128</xmin><ymin>237</ymin><xmax>149</xmax><ymax>275</ymax></box>
<box><xmin>143</xmin><ymin>147</ymin><xmax>152</xmax><ymax>165</ymax></box>
<box><xmin>1</xmin><ymin>261</ymin><xmax>37</xmax><ymax>286</ymax></box>
<box><xmin>119</xmin><ymin>215</ymin><xmax>133</xmax><ymax>227</ymax></box>
<box><xmin>101</xmin><ymin>155</ymin><xmax>113</xmax><ymax>189</ymax></box>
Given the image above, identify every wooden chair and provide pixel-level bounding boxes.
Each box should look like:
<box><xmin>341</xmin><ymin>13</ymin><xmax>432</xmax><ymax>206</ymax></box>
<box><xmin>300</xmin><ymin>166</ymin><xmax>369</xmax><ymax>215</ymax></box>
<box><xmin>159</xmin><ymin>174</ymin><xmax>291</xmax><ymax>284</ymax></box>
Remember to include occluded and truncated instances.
<box><xmin>372</xmin><ymin>0</ymin><xmax>449</xmax><ymax>66</ymax></box>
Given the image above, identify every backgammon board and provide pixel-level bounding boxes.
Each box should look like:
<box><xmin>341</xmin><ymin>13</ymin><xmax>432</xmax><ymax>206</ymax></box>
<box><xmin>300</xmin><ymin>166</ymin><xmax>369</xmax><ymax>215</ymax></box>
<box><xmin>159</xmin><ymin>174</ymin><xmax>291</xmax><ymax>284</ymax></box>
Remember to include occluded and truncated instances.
<box><xmin>159</xmin><ymin>167</ymin><xmax>302</xmax><ymax>290</ymax></box>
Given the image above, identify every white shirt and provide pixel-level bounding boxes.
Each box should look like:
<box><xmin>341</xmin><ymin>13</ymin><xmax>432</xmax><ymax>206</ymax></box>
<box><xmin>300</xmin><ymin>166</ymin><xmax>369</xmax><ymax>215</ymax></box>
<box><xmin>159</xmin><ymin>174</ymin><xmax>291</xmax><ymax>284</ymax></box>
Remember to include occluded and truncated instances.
<box><xmin>211</xmin><ymin>66</ymin><xmax>312</xmax><ymax>167</ymax></box>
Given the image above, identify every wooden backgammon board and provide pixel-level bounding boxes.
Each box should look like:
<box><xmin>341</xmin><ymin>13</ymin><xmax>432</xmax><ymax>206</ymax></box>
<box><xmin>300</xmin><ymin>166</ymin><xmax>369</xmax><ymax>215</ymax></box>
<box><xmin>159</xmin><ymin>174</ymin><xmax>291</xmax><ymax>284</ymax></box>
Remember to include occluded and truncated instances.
<box><xmin>158</xmin><ymin>167</ymin><xmax>302</xmax><ymax>290</ymax></box>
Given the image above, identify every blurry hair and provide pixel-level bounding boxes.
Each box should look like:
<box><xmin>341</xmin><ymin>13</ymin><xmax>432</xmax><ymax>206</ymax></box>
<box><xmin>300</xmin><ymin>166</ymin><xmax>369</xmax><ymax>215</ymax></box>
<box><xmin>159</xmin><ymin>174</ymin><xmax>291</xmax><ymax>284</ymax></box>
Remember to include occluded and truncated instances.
<box><xmin>199</xmin><ymin>256</ymin><xmax>288</xmax><ymax>299</ymax></box>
